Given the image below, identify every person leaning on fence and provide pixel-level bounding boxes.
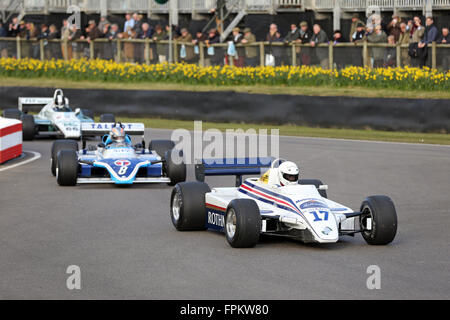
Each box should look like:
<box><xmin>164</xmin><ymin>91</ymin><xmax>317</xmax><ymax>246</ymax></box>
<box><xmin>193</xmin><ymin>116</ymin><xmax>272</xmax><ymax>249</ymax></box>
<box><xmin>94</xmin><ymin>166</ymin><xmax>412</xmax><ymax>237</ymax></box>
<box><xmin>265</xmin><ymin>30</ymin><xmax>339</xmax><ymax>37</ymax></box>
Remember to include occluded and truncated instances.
<box><xmin>349</xmin><ymin>14</ymin><xmax>363</xmax><ymax>42</ymax></box>
<box><xmin>60</xmin><ymin>19</ymin><xmax>72</xmax><ymax>60</ymax></box>
<box><xmin>68</xmin><ymin>24</ymin><xmax>81</xmax><ymax>59</ymax></box>
<box><xmin>152</xmin><ymin>25</ymin><xmax>167</xmax><ymax>63</ymax></box>
<box><xmin>241</xmin><ymin>27</ymin><xmax>258</xmax><ymax>67</ymax></box>
<box><xmin>284</xmin><ymin>23</ymin><xmax>300</xmax><ymax>66</ymax></box>
<box><xmin>398</xmin><ymin>22</ymin><xmax>411</xmax><ymax>66</ymax></box>
<box><xmin>409</xmin><ymin>16</ymin><xmax>425</xmax><ymax>67</ymax></box>
<box><xmin>119</xmin><ymin>26</ymin><xmax>137</xmax><ymax>62</ymax></box>
<box><xmin>105</xmin><ymin>23</ymin><xmax>120</xmax><ymax>61</ymax></box>
<box><xmin>438</xmin><ymin>28</ymin><xmax>450</xmax><ymax>70</ymax></box>
<box><xmin>297</xmin><ymin>21</ymin><xmax>312</xmax><ymax>66</ymax></box>
<box><xmin>231</xmin><ymin>27</ymin><xmax>245</xmax><ymax>67</ymax></box>
<box><xmin>205</xmin><ymin>28</ymin><xmax>221</xmax><ymax>66</ymax></box>
<box><xmin>367</xmin><ymin>24</ymin><xmax>387</xmax><ymax>68</ymax></box>
<box><xmin>266</xmin><ymin>24</ymin><xmax>283</xmax><ymax>66</ymax></box>
<box><xmin>310</xmin><ymin>24</ymin><xmax>328</xmax><ymax>69</ymax></box>
<box><xmin>418</xmin><ymin>17</ymin><xmax>438</xmax><ymax>67</ymax></box>
<box><xmin>383</xmin><ymin>35</ymin><xmax>397</xmax><ymax>67</ymax></box>
<box><xmin>177</xmin><ymin>28</ymin><xmax>195</xmax><ymax>63</ymax></box>
<box><xmin>38</xmin><ymin>24</ymin><xmax>50</xmax><ymax>59</ymax></box>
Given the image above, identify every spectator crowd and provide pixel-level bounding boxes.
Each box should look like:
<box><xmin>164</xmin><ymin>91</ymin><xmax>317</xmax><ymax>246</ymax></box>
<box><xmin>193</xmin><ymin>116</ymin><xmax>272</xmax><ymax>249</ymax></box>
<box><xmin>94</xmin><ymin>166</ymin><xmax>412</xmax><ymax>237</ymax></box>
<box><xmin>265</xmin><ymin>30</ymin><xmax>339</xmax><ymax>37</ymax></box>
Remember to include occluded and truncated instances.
<box><xmin>0</xmin><ymin>12</ymin><xmax>449</xmax><ymax>69</ymax></box>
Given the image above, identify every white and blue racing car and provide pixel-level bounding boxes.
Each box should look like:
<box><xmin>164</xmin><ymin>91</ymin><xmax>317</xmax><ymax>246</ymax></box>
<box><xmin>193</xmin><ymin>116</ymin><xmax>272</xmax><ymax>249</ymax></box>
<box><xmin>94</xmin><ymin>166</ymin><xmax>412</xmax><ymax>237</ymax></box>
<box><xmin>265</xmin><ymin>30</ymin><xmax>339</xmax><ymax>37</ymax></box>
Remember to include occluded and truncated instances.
<box><xmin>2</xmin><ymin>89</ymin><xmax>115</xmax><ymax>140</ymax></box>
<box><xmin>170</xmin><ymin>158</ymin><xmax>397</xmax><ymax>248</ymax></box>
<box><xmin>52</xmin><ymin>122</ymin><xmax>185</xmax><ymax>186</ymax></box>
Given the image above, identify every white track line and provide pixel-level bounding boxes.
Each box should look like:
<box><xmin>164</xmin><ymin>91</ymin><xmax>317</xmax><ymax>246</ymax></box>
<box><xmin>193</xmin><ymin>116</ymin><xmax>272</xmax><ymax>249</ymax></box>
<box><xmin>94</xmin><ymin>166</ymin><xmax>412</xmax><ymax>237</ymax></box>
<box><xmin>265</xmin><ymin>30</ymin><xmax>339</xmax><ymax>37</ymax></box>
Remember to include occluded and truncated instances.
<box><xmin>0</xmin><ymin>151</ymin><xmax>41</xmax><ymax>172</ymax></box>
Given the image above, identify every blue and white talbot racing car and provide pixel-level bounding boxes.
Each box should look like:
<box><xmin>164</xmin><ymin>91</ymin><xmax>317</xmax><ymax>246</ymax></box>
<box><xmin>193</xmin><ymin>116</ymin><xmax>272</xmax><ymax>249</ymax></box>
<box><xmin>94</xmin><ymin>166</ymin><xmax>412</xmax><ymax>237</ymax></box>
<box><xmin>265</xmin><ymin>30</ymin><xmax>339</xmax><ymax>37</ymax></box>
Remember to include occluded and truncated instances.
<box><xmin>170</xmin><ymin>158</ymin><xmax>397</xmax><ymax>248</ymax></box>
<box><xmin>52</xmin><ymin>122</ymin><xmax>185</xmax><ymax>186</ymax></box>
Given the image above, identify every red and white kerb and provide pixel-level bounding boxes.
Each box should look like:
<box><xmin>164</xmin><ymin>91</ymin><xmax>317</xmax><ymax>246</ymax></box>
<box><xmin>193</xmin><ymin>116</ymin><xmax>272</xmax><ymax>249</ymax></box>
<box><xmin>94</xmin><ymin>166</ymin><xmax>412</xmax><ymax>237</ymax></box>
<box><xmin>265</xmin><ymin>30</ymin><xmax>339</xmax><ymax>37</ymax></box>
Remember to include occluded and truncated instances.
<box><xmin>0</xmin><ymin>117</ymin><xmax>22</xmax><ymax>164</ymax></box>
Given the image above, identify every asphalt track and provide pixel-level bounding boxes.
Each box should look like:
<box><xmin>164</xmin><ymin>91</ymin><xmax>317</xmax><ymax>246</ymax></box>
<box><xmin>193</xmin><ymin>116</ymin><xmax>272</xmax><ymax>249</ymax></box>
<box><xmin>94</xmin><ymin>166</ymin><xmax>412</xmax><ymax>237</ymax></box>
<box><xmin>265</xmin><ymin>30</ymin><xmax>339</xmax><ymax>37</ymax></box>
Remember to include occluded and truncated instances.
<box><xmin>1</xmin><ymin>129</ymin><xmax>449</xmax><ymax>299</ymax></box>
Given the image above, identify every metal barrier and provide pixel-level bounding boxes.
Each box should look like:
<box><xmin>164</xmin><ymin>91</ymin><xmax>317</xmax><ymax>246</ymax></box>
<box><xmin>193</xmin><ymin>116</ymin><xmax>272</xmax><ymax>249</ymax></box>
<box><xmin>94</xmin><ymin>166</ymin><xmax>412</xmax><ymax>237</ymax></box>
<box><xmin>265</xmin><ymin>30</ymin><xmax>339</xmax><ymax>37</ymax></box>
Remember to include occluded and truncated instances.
<box><xmin>1</xmin><ymin>37</ymin><xmax>449</xmax><ymax>70</ymax></box>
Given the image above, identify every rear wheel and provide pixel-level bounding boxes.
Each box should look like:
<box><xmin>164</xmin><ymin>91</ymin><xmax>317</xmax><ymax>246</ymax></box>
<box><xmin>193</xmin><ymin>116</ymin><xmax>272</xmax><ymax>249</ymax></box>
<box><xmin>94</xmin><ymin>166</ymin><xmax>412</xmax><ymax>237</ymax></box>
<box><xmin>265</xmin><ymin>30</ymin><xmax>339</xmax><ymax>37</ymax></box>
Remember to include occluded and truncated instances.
<box><xmin>170</xmin><ymin>182</ymin><xmax>210</xmax><ymax>231</ymax></box>
<box><xmin>56</xmin><ymin>150</ymin><xmax>79</xmax><ymax>186</ymax></box>
<box><xmin>51</xmin><ymin>139</ymin><xmax>78</xmax><ymax>176</ymax></box>
<box><xmin>21</xmin><ymin>114</ymin><xmax>35</xmax><ymax>141</ymax></box>
<box><xmin>149</xmin><ymin>140</ymin><xmax>175</xmax><ymax>159</ymax></box>
<box><xmin>360</xmin><ymin>195</ymin><xmax>397</xmax><ymax>245</ymax></box>
<box><xmin>100</xmin><ymin>113</ymin><xmax>115</xmax><ymax>123</ymax></box>
<box><xmin>298</xmin><ymin>179</ymin><xmax>327</xmax><ymax>198</ymax></box>
<box><xmin>165</xmin><ymin>149</ymin><xmax>186</xmax><ymax>186</ymax></box>
<box><xmin>2</xmin><ymin>108</ymin><xmax>22</xmax><ymax>120</ymax></box>
<box><xmin>225</xmin><ymin>199</ymin><xmax>261</xmax><ymax>248</ymax></box>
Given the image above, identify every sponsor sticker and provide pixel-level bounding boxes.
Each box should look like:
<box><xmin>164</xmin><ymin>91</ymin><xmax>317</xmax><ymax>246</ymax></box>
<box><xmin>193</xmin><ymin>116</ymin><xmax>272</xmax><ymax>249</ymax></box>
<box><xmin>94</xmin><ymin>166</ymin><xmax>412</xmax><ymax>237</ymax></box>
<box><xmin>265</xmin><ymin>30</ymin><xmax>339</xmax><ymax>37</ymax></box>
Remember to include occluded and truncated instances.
<box><xmin>114</xmin><ymin>159</ymin><xmax>131</xmax><ymax>166</ymax></box>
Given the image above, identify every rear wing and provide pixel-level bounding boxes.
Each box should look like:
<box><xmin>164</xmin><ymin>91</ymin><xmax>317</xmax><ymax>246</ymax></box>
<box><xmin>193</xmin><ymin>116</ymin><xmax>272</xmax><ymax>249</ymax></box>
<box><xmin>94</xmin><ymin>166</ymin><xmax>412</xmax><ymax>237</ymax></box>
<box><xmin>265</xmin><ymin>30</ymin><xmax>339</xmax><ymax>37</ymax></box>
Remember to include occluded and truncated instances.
<box><xmin>195</xmin><ymin>157</ymin><xmax>274</xmax><ymax>187</ymax></box>
<box><xmin>18</xmin><ymin>97</ymin><xmax>53</xmax><ymax>112</ymax></box>
<box><xmin>81</xmin><ymin>122</ymin><xmax>145</xmax><ymax>137</ymax></box>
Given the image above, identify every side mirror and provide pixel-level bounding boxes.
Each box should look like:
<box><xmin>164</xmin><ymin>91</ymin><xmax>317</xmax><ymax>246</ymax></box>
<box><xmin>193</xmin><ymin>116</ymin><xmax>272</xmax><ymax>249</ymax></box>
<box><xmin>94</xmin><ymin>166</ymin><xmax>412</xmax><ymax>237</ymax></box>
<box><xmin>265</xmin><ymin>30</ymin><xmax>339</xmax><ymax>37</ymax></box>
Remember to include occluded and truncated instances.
<box><xmin>75</xmin><ymin>108</ymin><xmax>81</xmax><ymax>115</ymax></box>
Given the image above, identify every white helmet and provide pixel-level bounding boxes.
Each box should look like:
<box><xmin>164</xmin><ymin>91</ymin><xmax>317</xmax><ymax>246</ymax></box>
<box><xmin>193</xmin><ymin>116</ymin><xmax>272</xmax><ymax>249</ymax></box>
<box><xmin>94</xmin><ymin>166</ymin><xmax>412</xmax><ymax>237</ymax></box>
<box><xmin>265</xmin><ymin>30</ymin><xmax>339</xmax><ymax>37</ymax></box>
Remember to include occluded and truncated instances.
<box><xmin>278</xmin><ymin>161</ymin><xmax>299</xmax><ymax>186</ymax></box>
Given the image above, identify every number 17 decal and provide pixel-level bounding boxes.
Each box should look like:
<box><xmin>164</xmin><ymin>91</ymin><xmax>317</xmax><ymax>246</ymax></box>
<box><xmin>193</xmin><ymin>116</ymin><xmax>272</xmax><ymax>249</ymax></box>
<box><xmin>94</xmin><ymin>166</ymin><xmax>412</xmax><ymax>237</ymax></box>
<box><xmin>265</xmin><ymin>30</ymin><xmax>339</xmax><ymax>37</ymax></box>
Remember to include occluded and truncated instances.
<box><xmin>309</xmin><ymin>210</ymin><xmax>329</xmax><ymax>221</ymax></box>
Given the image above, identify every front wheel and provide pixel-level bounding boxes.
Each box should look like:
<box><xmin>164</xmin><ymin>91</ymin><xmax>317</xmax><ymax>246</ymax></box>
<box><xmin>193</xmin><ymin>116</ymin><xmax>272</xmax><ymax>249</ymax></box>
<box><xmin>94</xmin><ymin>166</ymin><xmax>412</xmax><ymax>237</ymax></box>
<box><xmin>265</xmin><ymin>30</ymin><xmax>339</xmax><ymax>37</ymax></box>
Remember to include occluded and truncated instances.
<box><xmin>21</xmin><ymin>114</ymin><xmax>35</xmax><ymax>141</ymax></box>
<box><xmin>165</xmin><ymin>149</ymin><xmax>186</xmax><ymax>186</ymax></box>
<box><xmin>225</xmin><ymin>199</ymin><xmax>261</xmax><ymax>248</ymax></box>
<box><xmin>56</xmin><ymin>150</ymin><xmax>79</xmax><ymax>186</ymax></box>
<box><xmin>360</xmin><ymin>195</ymin><xmax>397</xmax><ymax>245</ymax></box>
<box><xmin>51</xmin><ymin>139</ymin><xmax>78</xmax><ymax>176</ymax></box>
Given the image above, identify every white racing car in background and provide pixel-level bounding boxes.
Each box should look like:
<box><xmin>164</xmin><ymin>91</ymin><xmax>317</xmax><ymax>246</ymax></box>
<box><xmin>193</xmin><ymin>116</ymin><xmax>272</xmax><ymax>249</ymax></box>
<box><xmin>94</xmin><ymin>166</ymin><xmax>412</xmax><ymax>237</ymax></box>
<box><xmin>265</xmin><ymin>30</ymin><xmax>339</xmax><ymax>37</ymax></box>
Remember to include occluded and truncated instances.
<box><xmin>170</xmin><ymin>158</ymin><xmax>398</xmax><ymax>248</ymax></box>
<box><xmin>1</xmin><ymin>89</ymin><xmax>115</xmax><ymax>140</ymax></box>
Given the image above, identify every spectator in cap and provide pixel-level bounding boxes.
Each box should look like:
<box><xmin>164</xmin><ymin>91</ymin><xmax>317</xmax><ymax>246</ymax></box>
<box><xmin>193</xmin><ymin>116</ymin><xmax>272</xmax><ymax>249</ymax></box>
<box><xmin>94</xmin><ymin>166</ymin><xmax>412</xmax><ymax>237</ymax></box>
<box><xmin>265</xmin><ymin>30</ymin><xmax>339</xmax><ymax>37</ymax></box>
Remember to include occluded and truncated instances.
<box><xmin>349</xmin><ymin>13</ymin><xmax>363</xmax><ymax>42</ymax></box>
<box><xmin>298</xmin><ymin>21</ymin><xmax>311</xmax><ymax>43</ymax></box>
<box><xmin>352</xmin><ymin>22</ymin><xmax>366</xmax><ymax>43</ymax></box>
<box><xmin>241</xmin><ymin>27</ymin><xmax>258</xmax><ymax>67</ymax></box>
<box><xmin>231</xmin><ymin>27</ymin><xmax>244</xmax><ymax>67</ymax></box>
<box><xmin>177</xmin><ymin>28</ymin><xmax>195</xmax><ymax>63</ymax></box>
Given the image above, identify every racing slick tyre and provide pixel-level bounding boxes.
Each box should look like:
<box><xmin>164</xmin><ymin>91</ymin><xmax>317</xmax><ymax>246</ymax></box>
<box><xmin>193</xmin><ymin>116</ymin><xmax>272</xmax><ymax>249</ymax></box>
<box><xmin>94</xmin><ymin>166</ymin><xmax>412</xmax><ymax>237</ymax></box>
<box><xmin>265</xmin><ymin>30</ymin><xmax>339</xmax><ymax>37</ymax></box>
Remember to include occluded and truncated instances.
<box><xmin>2</xmin><ymin>108</ymin><xmax>22</xmax><ymax>120</ymax></box>
<box><xmin>149</xmin><ymin>140</ymin><xmax>175</xmax><ymax>159</ymax></box>
<box><xmin>298</xmin><ymin>179</ymin><xmax>327</xmax><ymax>198</ymax></box>
<box><xmin>56</xmin><ymin>150</ymin><xmax>79</xmax><ymax>186</ymax></box>
<box><xmin>170</xmin><ymin>181</ymin><xmax>211</xmax><ymax>231</ymax></box>
<box><xmin>100</xmin><ymin>113</ymin><xmax>115</xmax><ymax>123</ymax></box>
<box><xmin>165</xmin><ymin>149</ymin><xmax>186</xmax><ymax>186</ymax></box>
<box><xmin>21</xmin><ymin>114</ymin><xmax>35</xmax><ymax>141</ymax></box>
<box><xmin>81</xmin><ymin>109</ymin><xmax>94</xmax><ymax>120</ymax></box>
<box><xmin>225</xmin><ymin>199</ymin><xmax>261</xmax><ymax>248</ymax></box>
<box><xmin>51</xmin><ymin>139</ymin><xmax>78</xmax><ymax>176</ymax></box>
<box><xmin>359</xmin><ymin>195</ymin><xmax>397</xmax><ymax>245</ymax></box>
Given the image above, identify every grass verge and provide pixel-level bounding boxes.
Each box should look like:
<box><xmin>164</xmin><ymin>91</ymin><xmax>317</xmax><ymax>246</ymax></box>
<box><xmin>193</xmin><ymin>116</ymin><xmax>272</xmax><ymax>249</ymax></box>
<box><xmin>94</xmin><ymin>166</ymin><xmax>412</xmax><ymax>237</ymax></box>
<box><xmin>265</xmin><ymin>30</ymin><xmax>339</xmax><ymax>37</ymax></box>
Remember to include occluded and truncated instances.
<box><xmin>117</xmin><ymin>117</ymin><xmax>450</xmax><ymax>146</ymax></box>
<box><xmin>1</xmin><ymin>76</ymin><xmax>450</xmax><ymax>100</ymax></box>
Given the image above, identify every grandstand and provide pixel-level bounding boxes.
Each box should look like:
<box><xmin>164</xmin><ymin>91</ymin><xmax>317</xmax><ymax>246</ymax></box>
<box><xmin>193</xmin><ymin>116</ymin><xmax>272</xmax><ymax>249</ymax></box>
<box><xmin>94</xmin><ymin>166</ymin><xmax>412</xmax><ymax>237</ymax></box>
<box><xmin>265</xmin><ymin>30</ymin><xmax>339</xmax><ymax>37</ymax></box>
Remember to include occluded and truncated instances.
<box><xmin>1</xmin><ymin>0</ymin><xmax>450</xmax><ymax>38</ymax></box>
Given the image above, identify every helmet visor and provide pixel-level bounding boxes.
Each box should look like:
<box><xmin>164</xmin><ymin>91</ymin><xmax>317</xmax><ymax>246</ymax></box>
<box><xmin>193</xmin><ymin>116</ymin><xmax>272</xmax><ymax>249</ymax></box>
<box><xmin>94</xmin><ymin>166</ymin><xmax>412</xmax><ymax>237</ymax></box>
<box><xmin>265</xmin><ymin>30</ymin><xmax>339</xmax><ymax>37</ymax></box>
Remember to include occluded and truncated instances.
<box><xmin>283</xmin><ymin>173</ymin><xmax>298</xmax><ymax>182</ymax></box>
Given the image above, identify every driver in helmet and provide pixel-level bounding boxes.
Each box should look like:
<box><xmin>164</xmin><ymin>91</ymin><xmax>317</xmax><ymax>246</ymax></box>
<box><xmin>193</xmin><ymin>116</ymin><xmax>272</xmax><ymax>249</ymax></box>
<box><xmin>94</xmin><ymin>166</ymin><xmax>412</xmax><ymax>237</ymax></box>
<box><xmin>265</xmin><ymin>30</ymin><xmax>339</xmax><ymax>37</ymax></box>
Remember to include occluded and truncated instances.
<box><xmin>53</xmin><ymin>92</ymin><xmax>70</xmax><ymax>111</ymax></box>
<box><xmin>260</xmin><ymin>161</ymin><xmax>299</xmax><ymax>186</ymax></box>
<box><xmin>103</xmin><ymin>125</ymin><xmax>127</xmax><ymax>147</ymax></box>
